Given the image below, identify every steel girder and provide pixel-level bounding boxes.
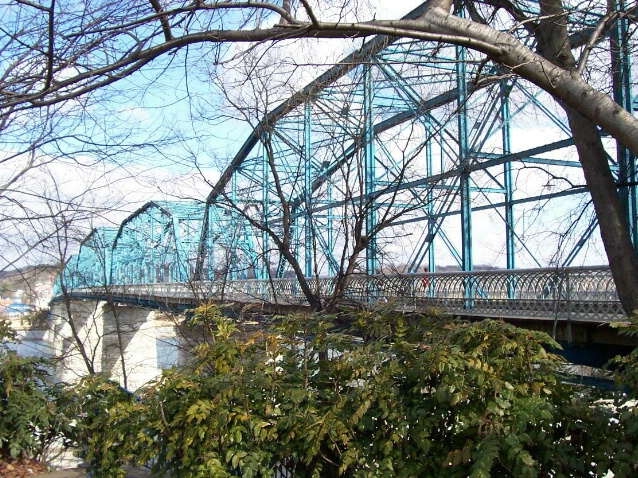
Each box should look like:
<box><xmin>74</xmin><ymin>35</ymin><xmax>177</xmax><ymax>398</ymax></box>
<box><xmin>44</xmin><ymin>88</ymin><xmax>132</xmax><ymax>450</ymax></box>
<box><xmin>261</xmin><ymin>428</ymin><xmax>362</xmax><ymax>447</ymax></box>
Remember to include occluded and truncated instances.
<box><xmin>61</xmin><ymin>1</ymin><xmax>635</xmax><ymax>289</ymax></box>
<box><xmin>211</xmin><ymin>40</ymin><xmax>635</xmax><ymax>277</ymax></box>
<box><xmin>200</xmin><ymin>202</ymin><xmax>260</xmax><ymax>281</ymax></box>
<box><xmin>58</xmin><ymin>201</ymin><xmax>258</xmax><ymax>289</ymax></box>
<box><xmin>203</xmin><ymin>4</ymin><xmax>635</xmax><ymax>278</ymax></box>
<box><xmin>212</xmin><ymin>3</ymin><xmax>635</xmax><ymax>280</ymax></box>
<box><xmin>54</xmin><ymin>227</ymin><xmax>119</xmax><ymax>293</ymax></box>
<box><xmin>110</xmin><ymin>201</ymin><xmax>205</xmax><ymax>285</ymax></box>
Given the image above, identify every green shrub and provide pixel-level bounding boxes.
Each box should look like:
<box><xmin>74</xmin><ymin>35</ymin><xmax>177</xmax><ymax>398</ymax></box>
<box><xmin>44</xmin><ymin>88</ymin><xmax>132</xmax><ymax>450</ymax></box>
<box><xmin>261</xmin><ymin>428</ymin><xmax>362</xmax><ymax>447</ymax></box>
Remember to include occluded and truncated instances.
<box><xmin>62</xmin><ymin>375</ymin><xmax>144</xmax><ymax>477</ymax></box>
<box><xmin>0</xmin><ymin>321</ymin><xmax>69</xmax><ymax>461</ymax></box>
<box><xmin>69</xmin><ymin>308</ymin><xmax>638</xmax><ymax>477</ymax></box>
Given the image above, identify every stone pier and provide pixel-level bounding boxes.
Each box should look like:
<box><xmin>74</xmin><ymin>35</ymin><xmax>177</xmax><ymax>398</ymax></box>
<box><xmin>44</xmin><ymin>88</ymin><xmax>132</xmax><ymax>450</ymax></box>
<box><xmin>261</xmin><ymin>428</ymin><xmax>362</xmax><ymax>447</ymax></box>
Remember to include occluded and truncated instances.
<box><xmin>47</xmin><ymin>300</ymin><xmax>184</xmax><ymax>390</ymax></box>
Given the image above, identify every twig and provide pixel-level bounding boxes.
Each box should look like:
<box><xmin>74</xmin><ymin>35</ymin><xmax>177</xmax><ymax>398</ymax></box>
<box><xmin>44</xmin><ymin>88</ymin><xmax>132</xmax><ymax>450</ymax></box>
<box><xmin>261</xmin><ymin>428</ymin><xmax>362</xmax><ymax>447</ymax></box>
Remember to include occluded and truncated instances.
<box><xmin>577</xmin><ymin>12</ymin><xmax>619</xmax><ymax>76</ymax></box>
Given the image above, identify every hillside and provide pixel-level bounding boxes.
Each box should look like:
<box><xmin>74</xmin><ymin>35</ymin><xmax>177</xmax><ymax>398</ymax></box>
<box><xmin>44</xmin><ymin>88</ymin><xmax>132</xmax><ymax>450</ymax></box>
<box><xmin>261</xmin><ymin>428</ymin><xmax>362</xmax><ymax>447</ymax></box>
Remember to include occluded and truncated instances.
<box><xmin>0</xmin><ymin>265</ymin><xmax>58</xmax><ymax>305</ymax></box>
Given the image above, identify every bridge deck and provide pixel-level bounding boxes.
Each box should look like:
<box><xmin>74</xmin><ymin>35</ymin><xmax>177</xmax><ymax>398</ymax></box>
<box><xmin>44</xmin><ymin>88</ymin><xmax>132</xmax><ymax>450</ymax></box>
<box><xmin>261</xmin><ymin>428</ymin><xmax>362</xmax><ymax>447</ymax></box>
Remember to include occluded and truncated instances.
<box><xmin>58</xmin><ymin>266</ymin><xmax>625</xmax><ymax>324</ymax></box>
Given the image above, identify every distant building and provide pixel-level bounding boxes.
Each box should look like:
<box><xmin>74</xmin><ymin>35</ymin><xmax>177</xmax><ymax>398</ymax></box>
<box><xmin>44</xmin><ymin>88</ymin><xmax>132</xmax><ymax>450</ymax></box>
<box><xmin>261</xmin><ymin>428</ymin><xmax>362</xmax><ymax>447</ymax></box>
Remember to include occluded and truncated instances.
<box><xmin>4</xmin><ymin>301</ymin><xmax>34</xmax><ymax>320</ymax></box>
<box><xmin>0</xmin><ymin>266</ymin><xmax>57</xmax><ymax>321</ymax></box>
<box><xmin>1</xmin><ymin>292</ymin><xmax>35</xmax><ymax>327</ymax></box>
<box><xmin>33</xmin><ymin>281</ymin><xmax>54</xmax><ymax>309</ymax></box>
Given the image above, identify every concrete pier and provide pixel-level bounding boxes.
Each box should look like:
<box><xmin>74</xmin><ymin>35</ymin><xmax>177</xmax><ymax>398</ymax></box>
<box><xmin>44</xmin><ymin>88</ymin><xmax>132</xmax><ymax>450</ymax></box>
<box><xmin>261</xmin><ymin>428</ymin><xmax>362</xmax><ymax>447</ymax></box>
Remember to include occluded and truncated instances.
<box><xmin>47</xmin><ymin>300</ymin><xmax>183</xmax><ymax>390</ymax></box>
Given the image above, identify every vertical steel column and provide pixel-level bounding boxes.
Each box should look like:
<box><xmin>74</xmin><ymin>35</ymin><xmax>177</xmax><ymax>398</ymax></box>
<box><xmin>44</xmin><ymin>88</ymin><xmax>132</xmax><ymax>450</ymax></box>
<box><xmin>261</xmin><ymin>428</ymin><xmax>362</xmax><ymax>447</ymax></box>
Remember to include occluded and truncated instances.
<box><xmin>426</xmin><ymin>124</ymin><xmax>435</xmax><ymax>271</ymax></box>
<box><xmin>172</xmin><ymin>216</ymin><xmax>189</xmax><ymax>282</ymax></box>
<box><xmin>502</xmin><ymin>81</ymin><xmax>516</xmax><ymax>298</ymax></box>
<box><xmin>230</xmin><ymin>174</ymin><xmax>238</xmax><ymax>280</ymax></box>
<box><xmin>502</xmin><ymin>82</ymin><xmax>515</xmax><ymax>269</ymax></box>
<box><xmin>440</xmin><ymin>135</ymin><xmax>446</xmax><ymax>185</ymax></box>
<box><xmin>149</xmin><ymin>214</ymin><xmax>156</xmax><ymax>284</ymax></box>
<box><xmin>138</xmin><ymin>218</ymin><xmax>147</xmax><ymax>284</ymax></box>
<box><xmin>364</xmin><ymin>64</ymin><xmax>377</xmax><ymax>275</ymax></box>
<box><xmin>457</xmin><ymin>42</ymin><xmax>473</xmax><ymax>305</ymax></box>
<box><xmin>143</xmin><ymin>217</ymin><xmax>149</xmax><ymax>283</ymax></box>
<box><xmin>611</xmin><ymin>0</ymin><xmax>637</xmax><ymax>250</ymax></box>
<box><xmin>426</xmin><ymin>120</ymin><xmax>435</xmax><ymax>297</ymax></box>
<box><xmin>304</xmin><ymin>103</ymin><xmax>313</xmax><ymax>277</ymax></box>
<box><xmin>327</xmin><ymin>182</ymin><xmax>335</xmax><ymax>276</ymax></box>
<box><xmin>113</xmin><ymin>232</ymin><xmax>126</xmax><ymax>285</ymax></box>
<box><xmin>292</xmin><ymin>210</ymin><xmax>301</xmax><ymax>272</ymax></box>
<box><xmin>168</xmin><ymin>216</ymin><xmax>176</xmax><ymax>282</ymax></box>
<box><xmin>146</xmin><ymin>215</ymin><xmax>155</xmax><ymax>284</ymax></box>
<box><xmin>105</xmin><ymin>240</ymin><xmax>113</xmax><ymax>286</ymax></box>
<box><xmin>207</xmin><ymin>207</ymin><xmax>215</xmax><ymax>280</ymax></box>
<box><xmin>260</xmin><ymin>142</ymin><xmax>270</xmax><ymax>280</ymax></box>
<box><xmin>132</xmin><ymin>224</ymin><xmax>138</xmax><ymax>283</ymax></box>
<box><xmin>457</xmin><ymin>50</ymin><xmax>472</xmax><ymax>272</ymax></box>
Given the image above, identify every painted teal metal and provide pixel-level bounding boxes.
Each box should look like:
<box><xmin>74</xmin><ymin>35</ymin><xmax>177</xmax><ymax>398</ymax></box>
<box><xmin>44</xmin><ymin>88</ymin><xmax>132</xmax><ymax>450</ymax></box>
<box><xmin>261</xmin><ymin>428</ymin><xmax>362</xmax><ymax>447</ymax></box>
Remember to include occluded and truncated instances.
<box><xmin>55</xmin><ymin>227</ymin><xmax>118</xmax><ymax>293</ymax></box>
<box><xmin>611</xmin><ymin>0</ymin><xmax>637</xmax><ymax>251</ymax></box>
<box><xmin>304</xmin><ymin>103</ymin><xmax>313</xmax><ymax>278</ymax></box>
<box><xmin>57</xmin><ymin>1</ymin><xmax>635</xmax><ymax>304</ymax></box>
<box><xmin>58</xmin><ymin>201</ymin><xmax>258</xmax><ymax>290</ymax></box>
<box><xmin>364</xmin><ymin>64</ymin><xmax>377</xmax><ymax>276</ymax></box>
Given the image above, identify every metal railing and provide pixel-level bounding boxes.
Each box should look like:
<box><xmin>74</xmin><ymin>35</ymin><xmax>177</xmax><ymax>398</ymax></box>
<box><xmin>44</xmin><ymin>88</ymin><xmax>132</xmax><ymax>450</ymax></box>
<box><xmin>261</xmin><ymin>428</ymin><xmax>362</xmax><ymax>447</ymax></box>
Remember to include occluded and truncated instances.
<box><xmin>62</xmin><ymin>266</ymin><xmax>625</xmax><ymax>322</ymax></box>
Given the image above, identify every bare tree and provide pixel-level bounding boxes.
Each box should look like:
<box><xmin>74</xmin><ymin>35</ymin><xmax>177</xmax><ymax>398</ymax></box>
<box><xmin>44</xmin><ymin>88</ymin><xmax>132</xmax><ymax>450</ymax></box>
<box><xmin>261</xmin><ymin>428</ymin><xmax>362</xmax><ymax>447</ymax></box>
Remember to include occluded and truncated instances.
<box><xmin>2</xmin><ymin>0</ymin><xmax>638</xmax><ymax>312</ymax></box>
<box><xmin>26</xmin><ymin>165</ymin><xmax>149</xmax><ymax>384</ymax></box>
<box><xmin>201</xmin><ymin>57</ymin><xmax>446</xmax><ymax>311</ymax></box>
<box><xmin>39</xmin><ymin>177</ymin><xmax>105</xmax><ymax>376</ymax></box>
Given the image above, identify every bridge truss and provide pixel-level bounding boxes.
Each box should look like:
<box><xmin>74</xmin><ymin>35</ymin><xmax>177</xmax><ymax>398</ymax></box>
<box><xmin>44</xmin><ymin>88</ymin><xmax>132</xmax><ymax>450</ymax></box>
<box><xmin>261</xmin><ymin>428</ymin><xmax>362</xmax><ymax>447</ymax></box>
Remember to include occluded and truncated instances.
<box><xmin>58</xmin><ymin>2</ymin><xmax>636</xmax><ymax>303</ymax></box>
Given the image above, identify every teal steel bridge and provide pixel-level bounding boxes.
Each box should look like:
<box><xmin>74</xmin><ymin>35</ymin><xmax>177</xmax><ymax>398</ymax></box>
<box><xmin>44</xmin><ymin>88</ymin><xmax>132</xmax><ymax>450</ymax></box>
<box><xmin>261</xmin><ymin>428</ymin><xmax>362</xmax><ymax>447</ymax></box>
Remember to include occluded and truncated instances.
<box><xmin>55</xmin><ymin>2</ymin><xmax>636</xmax><ymax>322</ymax></box>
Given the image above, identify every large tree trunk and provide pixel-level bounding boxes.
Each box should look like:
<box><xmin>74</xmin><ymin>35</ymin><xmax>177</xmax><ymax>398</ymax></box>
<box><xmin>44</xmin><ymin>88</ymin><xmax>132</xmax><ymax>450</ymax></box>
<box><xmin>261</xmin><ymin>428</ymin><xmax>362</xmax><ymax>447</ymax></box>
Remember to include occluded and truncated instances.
<box><xmin>533</xmin><ymin>0</ymin><xmax>638</xmax><ymax>315</ymax></box>
<box><xmin>565</xmin><ymin>108</ymin><xmax>638</xmax><ymax>314</ymax></box>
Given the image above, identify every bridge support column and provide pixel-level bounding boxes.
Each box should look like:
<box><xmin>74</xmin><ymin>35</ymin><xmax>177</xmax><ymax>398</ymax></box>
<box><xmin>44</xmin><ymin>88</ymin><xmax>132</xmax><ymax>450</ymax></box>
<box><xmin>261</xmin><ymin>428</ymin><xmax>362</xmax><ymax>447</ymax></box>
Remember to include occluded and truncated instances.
<box><xmin>611</xmin><ymin>0</ymin><xmax>637</xmax><ymax>251</ymax></box>
<box><xmin>101</xmin><ymin>305</ymin><xmax>168</xmax><ymax>391</ymax></box>
<box><xmin>48</xmin><ymin>300</ymin><xmax>105</xmax><ymax>383</ymax></box>
<box><xmin>48</xmin><ymin>300</ymin><xmax>181</xmax><ymax>391</ymax></box>
<box><xmin>457</xmin><ymin>41</ymin><xmax>473</xmax><ymax>307</ymax></box>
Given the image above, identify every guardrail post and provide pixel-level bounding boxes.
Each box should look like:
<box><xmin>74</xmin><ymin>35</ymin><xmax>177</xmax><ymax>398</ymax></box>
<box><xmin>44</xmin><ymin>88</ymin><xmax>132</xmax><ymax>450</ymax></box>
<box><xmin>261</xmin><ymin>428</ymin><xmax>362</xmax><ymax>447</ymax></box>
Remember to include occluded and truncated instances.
<box><xmin>463</xmin><ymin>274</ymin><xmax>474</xmax><ymax>310</ymax></box>
<box><xmin>367</xmin><ymin>275</ymin><xmax>376</xmax><ymax>305</ymax></box>
<box><xmin>565</xmin><ymin>270</ymin><xmax>572</xmax><ymax>345</ymax></box>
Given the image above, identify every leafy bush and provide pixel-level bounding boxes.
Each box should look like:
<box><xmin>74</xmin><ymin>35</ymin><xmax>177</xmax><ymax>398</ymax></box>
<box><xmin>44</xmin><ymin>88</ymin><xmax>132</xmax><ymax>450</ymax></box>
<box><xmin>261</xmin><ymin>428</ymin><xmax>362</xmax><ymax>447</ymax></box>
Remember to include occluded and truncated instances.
<box><xmin>70</xmin><ymin>308</ymin><xmax>638</xmax><ymax>477</ymax></box>
<box><xmin>610</xmin><ymin>312</ymin><xmax>638</xmax><ymax>397</ymax></box>
<box><xmin>0</xmin><ymin>321</ymin><xmax>70</xmax><ymax>462</ymax></box>
<box><xmin>61</xmin><ymin>375</ymin><xmax>144</xmax><ymax>477</ymax></box>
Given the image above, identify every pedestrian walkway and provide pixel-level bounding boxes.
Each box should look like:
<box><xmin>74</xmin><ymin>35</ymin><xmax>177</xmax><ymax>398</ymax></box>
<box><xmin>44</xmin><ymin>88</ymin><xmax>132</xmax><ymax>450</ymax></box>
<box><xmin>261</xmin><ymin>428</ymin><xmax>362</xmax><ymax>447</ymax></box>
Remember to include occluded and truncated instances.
<box><xmin>40</xmin><ymin>466</ymin><xmax>152</xmax><ymax>477</ymax></box>
<box><xmin>38</xmin><ymin>469</ymin><xmax>85</xmax><ymax>478</ymax></box>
